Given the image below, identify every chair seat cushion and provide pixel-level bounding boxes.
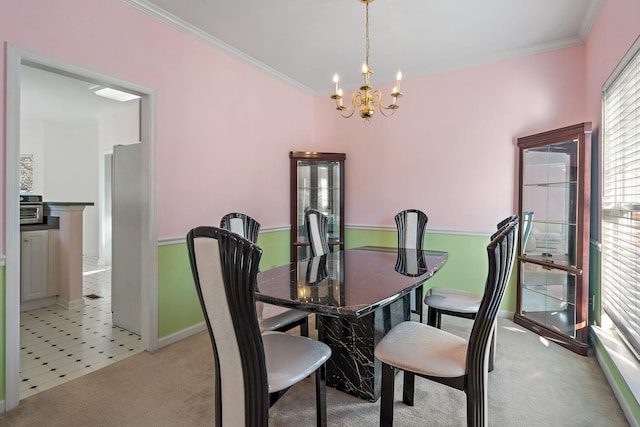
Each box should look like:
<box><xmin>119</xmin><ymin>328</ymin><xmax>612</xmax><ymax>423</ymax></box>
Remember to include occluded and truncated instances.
<box><xmin>374</xmin><ymin>321</ymin><xmax>467</xmax><ymax>378</ymax></box>
<box><xmin>257</xmin><ymin>302</ymin><xmax>309</xmax><ymax>332</ymax></box>
<box><xmin>424</xmin><ymin>287</ymin><xmax>482</xmax><ymax>314</ymax></box>
<box><xmin>262</xmin><ymin>331</ymin><xmax>331</xmax><ymax>393</ymax></box>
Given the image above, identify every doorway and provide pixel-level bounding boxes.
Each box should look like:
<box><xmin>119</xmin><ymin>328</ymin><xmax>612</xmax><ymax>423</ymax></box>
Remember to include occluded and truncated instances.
<box><xmin>5</xmin><ymin>45</ymin><xmax>158</xmax><ymax>411</ymax></box>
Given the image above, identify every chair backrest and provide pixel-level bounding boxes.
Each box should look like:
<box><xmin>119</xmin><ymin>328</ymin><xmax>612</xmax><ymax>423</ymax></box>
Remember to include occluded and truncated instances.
<box><xmin>186</xmin><ymin>226</ymin><xmax>268</xmax><ymax>426</ymax></box>
<box><xmin>220</xmin><ymin>212</ymin><xmax>261</xmax><ymax>244</ymax></box>
<box><xmin>466</xmin><ymin>220</ymin><xmax>518</xmax><ymax>383</ymax></box>
<box><xmin>395</xmin><ymin>209</ymin><xmax>428</xmax><ymax>250</ymax></box>
<box><xmin>496</xmin><ymin>214</ymin><xmax>518</xmax><ymax>231</ymax></box>
<box><xmin>493</xmin><ymin>214</ymin><xmax>519</xmax><ymax>289</ymax></box>
<box><xmin>305</xmin><ymin>209</ymin><xmax>330</xmax><ymax>256</ymax></box>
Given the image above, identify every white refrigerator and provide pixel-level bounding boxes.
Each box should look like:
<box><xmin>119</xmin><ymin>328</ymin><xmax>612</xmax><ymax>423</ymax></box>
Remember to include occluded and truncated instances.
<box><xmin>111</xmin><ymin>143</ymin><xmax>142</xmax><ymax>335</ymax></box>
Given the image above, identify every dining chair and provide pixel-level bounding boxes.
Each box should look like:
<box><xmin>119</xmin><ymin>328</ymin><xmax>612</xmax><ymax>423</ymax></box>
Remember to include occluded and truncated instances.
<box><xmin>423</xmin><ymin>215</ymin><xmax>518</xmax><ymax>371</ymax></box>
<box><xmin>395</xmin><ymin>209</ymin><xmax>429</xmax><ymax>323</ymax></box>
<box><xmin>305</xmin><ymin>209</ymin><xmax>331</xmax><ymax>257</ymax></box>
<box><xmin>374</xmin><ymin>220</ymin><xmax>518</xmax><ymax>427</ymax></box>
<box><xmin>220</xmin><ymin>212</ymin><xmax>261</xmax><ymax>244</ymax></box>
<box><xmin>220</xmin><ymin>212</ymin><xmax>310</xmax><ymax>336</ymax></box>
<box><xmin>187</xmin><ymin>226</ymin><xmax>331</xmax><ymax>427</ymax></box>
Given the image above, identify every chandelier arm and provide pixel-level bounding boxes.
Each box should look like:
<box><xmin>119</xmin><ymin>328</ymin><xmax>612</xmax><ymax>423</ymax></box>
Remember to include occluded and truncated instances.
<box><xmin>370</xmin><ymin>90</ymin><xmax>397</xmax><ymax>117</ymax></box>
<box><xmin>378</xmin><ymin>106</ymin><xmax>397</xmax><ymax>117</ymax></box>
<box><xmin>337</xmin><ymin>91</ymin><xmax>361</xmax><ymax>119</ymax></box>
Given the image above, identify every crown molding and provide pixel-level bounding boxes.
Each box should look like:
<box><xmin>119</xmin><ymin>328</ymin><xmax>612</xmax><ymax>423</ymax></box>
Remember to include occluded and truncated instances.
<box><xmin>579</xmin><ymin>0</ymin><xmax>603</xmax><ymax>42</ymax></box>
<box><xmin>121</xmin><ymin>0</ymin><xmax>314</xmax><ymax>95</ymax></box>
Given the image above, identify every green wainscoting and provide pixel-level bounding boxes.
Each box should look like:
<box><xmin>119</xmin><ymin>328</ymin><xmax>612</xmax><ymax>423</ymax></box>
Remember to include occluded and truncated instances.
<box><xmin>589</xmin><ymin>241</ymin><xmax>601</xmax><ymax>326</ymax></box>
<box><xmin>0</xmin><ymin>266</ymin><xmax>5</xmax><ymax>401</ymax></box>
<box><xmin>157</xmin><ymin>230</ymin><xmax>294</xmax><ymax>338</ymax></box>
<box><xmin>588</xmin><ymin>242</ymin><xmax>639</xmax><ymax>426</ymax></box>
<box><xmin>158</xmin><ymin>227</ymin><xmax>516</xmax><ymax>339</ymax></box>
<box><xmin>157</xmin><ymin>244</ymin><xmax>204</xmax><ymax>338</ymax></box>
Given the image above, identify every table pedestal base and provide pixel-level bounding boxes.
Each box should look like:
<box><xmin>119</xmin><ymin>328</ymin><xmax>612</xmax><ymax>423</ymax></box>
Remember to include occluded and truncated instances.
<box><xmin>317</xmin><ymin>295</ymin><xmax>410</xmax><ymax>402</ymax></box>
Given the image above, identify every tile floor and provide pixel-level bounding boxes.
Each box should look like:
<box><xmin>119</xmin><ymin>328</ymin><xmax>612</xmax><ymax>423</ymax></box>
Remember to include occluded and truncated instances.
<box><xmin>19</xmin><ymin>256</ymin><xmax>143</xmax><ymax>399</ymax></box>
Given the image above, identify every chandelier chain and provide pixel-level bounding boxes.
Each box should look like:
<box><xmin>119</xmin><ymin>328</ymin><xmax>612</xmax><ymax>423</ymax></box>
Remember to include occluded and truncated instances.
<box><xmin>365</xmin><ymin>2</ymin><xmax>369</xmax><ymax>67</ymax></box>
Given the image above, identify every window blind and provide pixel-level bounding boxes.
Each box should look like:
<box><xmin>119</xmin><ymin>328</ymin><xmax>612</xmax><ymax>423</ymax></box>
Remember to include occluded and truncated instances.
<box><xmin>602</xmin><ymin>43</ymin><xmax>640</xmax><ymax>356</ymax></box>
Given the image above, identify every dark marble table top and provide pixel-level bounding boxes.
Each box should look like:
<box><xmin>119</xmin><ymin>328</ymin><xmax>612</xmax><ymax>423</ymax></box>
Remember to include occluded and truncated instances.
<box><xmin>256</xmin><ymin>246</ymin><xmax>448</xmax><ymax>319</ymax></box>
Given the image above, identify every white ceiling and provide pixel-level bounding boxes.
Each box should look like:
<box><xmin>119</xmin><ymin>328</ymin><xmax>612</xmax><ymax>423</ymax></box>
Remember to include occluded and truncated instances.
<box><xmin>21</xmin><ymin>0</ymin><xmax>602</xmax><ymax>121</ymax></box>
<box><xmin>130</xmin><ymin>0</ymin><xmax>602</xmax><ymax>94</ymax></box>
<box><xmin>20</xmin><ymin>65</ymin><xmax>139</xmax><ymax>123</ymax></box>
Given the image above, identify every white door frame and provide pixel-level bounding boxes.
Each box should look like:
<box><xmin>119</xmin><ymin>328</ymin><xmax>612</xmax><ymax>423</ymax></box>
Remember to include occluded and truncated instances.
<box><xmin>4</xmin><ymin>44</ymin><xmax>159</xmax><ymax>411</ymax></box>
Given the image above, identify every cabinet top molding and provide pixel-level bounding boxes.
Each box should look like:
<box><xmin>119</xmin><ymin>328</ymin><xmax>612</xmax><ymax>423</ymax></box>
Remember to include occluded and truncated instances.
<box><xmin>290</xmin><ymin>151</ymin><xmax>346</xmax><ymax>160</ymax></box>
<box><xmin>517</xmin><ymin>122</ymin><xmax>592</xmax><ymax>149</ymax></box>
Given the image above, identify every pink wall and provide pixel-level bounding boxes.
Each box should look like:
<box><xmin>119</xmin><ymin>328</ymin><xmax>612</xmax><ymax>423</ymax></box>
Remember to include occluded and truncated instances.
<box><xmin>314</xmin><ymin>47</ymin><xmax>586</xmax><ymax>233</ymax></box>
<box><xmin>2</xmin><ymin>1</ymin><xmax>640</xmax><ymax>243</ymax></box>
<box><xmin>585</xmin><ymin>0</ymin><xmax>640</xmax><ymax>134</ymax></box>
<box><xmin>0</xmin><ymin>0</ymin><xmax>314</xmax><ymax>243</ymax></box>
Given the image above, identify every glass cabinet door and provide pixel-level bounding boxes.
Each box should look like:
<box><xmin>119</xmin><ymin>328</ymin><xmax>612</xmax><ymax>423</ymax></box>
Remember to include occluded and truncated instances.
<box><xmin>521</xmin><ymin>140</ymin><xmax>578</xmax><ymax>267</ymax></box>
<box><xmin>520</xmin><ymin>260</ymin><xmax>577</xmax><ymax>338</ymax></box>
<box><xmin>290</xmin><ymin>152</ymin><xmax>345</xmax><ymax>262</ymax></box>
<box><xmin>295</xmin><ymin>160</ymin><xmax>342</xmax><ymax>243</ymax></box>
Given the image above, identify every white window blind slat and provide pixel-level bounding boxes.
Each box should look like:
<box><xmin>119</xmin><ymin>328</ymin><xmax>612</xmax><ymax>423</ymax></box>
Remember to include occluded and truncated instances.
<box><xmin>602</xmin><ymin>42</ymin><xmax>640</xmax><ymax>356</ymax></box>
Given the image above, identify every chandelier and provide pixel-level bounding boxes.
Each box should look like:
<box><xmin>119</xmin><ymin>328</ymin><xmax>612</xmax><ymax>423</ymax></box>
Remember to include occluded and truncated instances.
<box><xmin>331</xmin><ymin>0</ymin><xmax>402</xmax><ymax>121</ymax></box>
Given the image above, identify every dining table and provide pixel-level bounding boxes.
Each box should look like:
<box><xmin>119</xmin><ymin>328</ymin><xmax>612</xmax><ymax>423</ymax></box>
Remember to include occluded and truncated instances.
<box><xmin>256</xmin><ymin>246</ymin><xmax>448</xmax><ymax>401</ymax></box>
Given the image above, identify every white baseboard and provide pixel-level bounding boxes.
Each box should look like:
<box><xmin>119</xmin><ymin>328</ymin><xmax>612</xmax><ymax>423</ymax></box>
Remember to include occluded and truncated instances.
<box><xmin>158</xmin><ymin>322</ymin><xmax>207</xmax><ymax>349</ymax></box>
<box><xmin>0</xmin><ymin>399</ymin><xmax>5</xmax><ymax>414</ymax></box>
<box><xmin>56</xmin><ymin>297</ymin><xmax>85</xmax><ymax>310</ymax></box>
<box><xmin>498</xmin><ymin>309</ymin><xmax>513</xmax><ymax>318</ymax></box>
<box><xmin>20</xmin><ymin>296</ymin><xmax>58</xmax><ymax>311</ymax></box>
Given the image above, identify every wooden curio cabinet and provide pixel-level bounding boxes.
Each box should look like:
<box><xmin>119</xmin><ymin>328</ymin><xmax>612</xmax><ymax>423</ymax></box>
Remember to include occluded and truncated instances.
<box><xmin>514</xmin><ymin>123</ymin><xmax>591</xmax><ymax>355</ymax></box>
<box><xmin>290</xmin><ymin>151</ymin><xmax>345</xmax><ymax>262</ymax></box>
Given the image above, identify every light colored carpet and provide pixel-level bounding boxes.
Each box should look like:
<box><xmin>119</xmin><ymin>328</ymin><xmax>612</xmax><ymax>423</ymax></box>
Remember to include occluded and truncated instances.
<box><xmin>0</xmin><ymin>317</ymin><xmax>629</xmax><ymax>427</ymax></box>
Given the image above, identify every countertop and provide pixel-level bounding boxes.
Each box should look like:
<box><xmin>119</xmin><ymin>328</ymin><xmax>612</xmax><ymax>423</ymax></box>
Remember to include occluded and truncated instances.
<box><xmin>20</xmin><ymin>216</ymin><xmax>60</xmax><ymax>231</ymax></box>
<box><xmin>44</xmin><ymin>202</ymin><xmax>95</xmax><ymax>207</ymax></box>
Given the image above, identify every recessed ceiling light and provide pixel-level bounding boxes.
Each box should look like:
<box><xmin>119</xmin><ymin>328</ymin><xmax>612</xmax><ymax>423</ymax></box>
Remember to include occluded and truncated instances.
<box><xmin>94</xmin><ymin>87</ymin><xmax>140</xmax><ymax>102</ymax></box>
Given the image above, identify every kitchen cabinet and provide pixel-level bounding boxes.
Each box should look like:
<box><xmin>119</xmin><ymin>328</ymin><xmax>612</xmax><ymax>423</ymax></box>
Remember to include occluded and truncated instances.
<box><xmin>290</xmin><ymin>151</ymin><xmax>345</xmax><ymax>262</ymax></box>
<box><xmin>21</xmin><ymin>229</ymin><xmax>59</xmax><ymax>302</ymax></box>
<box><xmin>21</xmin><ymin>230</ymin><xmax>49</xmax><ymax>301</ymax></box>
<box><xmin>514</xmin><ymin>122</ymin><xmax>591</xmax><ymax>355</ymax></box>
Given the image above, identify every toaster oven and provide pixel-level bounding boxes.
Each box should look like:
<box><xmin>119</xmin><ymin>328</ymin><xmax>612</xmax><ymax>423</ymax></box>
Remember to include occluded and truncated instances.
<box><xmin>20</xmin><ymin>195</ymin><xmax>44</xmax><ymax>225</ymax></box>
